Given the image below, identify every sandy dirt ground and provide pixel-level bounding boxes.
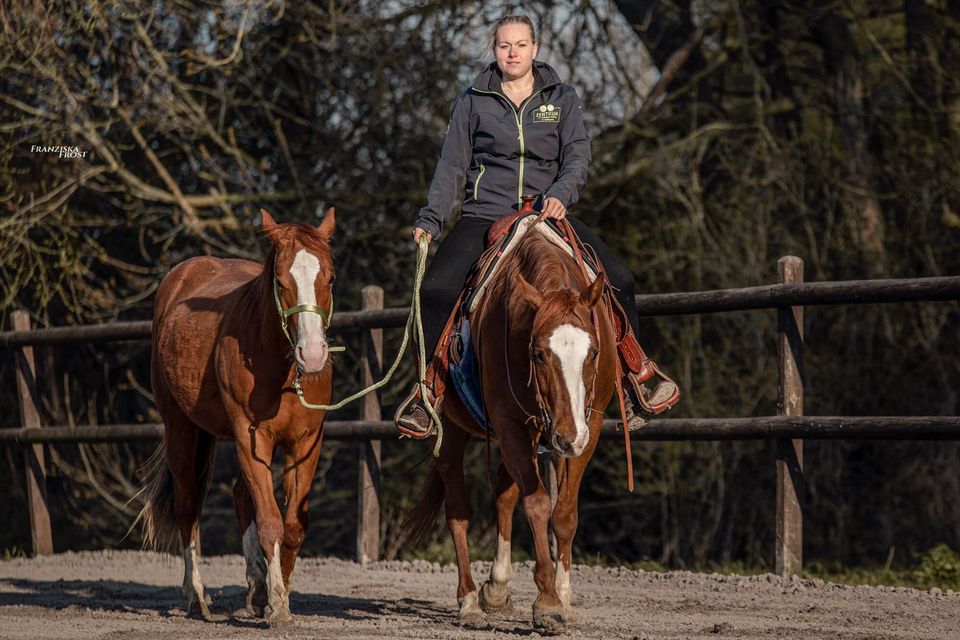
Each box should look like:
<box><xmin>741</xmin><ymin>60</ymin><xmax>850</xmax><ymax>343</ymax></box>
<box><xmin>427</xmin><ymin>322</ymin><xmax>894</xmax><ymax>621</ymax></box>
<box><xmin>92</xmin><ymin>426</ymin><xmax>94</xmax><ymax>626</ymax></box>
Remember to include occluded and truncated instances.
<box><xmin>0</xmin><ymin>550</ymin><xmax>957</xmax><ymax>639</ymax></box>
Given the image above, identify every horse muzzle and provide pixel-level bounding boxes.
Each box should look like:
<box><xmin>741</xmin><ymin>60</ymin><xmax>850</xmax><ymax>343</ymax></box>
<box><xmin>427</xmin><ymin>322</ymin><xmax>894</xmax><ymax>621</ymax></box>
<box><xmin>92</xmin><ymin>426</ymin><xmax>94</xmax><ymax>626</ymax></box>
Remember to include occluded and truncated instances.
<box><xmin>295</xmin><ymin>339</ymin><xmax>329</xmax><ymax>374</ymax></box>
<box><xmin>551</xmin><ymin>426</ymin><xmax>587</xmax><ymax>458</ymax></box>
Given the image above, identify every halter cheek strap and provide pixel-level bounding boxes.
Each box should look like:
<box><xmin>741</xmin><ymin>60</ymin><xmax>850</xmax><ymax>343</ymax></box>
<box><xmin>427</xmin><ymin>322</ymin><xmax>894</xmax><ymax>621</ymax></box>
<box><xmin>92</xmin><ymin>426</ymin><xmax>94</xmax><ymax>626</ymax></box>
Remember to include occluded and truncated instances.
<box><xmin>271</xmin><ymin>257</ymin><xmax>334</xmax><ymax>350</ymax></box>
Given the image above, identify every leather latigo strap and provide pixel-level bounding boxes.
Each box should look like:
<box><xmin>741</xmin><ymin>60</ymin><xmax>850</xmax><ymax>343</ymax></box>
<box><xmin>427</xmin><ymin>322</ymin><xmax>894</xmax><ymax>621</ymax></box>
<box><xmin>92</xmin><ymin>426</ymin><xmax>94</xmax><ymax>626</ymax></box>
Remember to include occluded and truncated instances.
<box><xmin>562</xmin><ymin>221</ymin><xmax>656</xmax><ymax>383</ymax></box>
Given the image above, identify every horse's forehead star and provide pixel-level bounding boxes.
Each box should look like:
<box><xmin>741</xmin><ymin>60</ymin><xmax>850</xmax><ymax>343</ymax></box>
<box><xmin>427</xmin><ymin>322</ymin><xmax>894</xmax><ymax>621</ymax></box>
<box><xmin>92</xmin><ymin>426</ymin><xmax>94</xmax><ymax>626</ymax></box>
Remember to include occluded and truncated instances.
<box><xmin>548</xmin><ymin>324</ymin><xmax>591</xmax><ymax>369</ymax></box>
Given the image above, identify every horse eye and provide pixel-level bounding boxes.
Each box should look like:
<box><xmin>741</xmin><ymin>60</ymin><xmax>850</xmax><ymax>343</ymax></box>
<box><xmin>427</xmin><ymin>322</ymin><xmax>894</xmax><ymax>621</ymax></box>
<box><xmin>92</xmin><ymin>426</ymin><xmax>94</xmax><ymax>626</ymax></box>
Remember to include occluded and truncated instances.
<box><xmin>328</xmin><ymin>273</ymin><xmax>336</xmax><ymax>284</ymax></box>
<box><xmin>534</xmin><ymin>350</ymin><xmax>545</xmax><ymax>364</ymax></box>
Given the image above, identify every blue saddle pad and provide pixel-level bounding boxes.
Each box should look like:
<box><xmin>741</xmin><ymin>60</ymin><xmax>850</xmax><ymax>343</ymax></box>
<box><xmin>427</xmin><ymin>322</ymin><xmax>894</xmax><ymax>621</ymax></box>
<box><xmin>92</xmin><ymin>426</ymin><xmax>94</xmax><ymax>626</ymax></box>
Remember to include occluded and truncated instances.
<box><xmin>448</xmin><ymin>317</ymin><xmax>490</xmax><ymax>430</ymax></box>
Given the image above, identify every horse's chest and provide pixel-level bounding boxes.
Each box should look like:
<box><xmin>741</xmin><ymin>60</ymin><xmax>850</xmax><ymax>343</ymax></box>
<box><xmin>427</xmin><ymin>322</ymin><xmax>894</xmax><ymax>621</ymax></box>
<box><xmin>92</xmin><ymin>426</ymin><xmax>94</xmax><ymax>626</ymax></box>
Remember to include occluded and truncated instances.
<box><xmin>253</xmin><ymin>400</ymin><xmax>325</xmax><ymax>442</ymax></box>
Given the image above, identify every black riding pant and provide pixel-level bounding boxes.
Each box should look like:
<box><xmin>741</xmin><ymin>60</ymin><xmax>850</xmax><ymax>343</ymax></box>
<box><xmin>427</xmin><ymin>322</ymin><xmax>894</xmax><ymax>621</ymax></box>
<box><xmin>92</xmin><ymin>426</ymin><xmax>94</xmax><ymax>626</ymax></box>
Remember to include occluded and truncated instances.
<box><xmin>419</xmin><ymin>216</ymin><xmax>640</xmax><ymax>356</ymax></box>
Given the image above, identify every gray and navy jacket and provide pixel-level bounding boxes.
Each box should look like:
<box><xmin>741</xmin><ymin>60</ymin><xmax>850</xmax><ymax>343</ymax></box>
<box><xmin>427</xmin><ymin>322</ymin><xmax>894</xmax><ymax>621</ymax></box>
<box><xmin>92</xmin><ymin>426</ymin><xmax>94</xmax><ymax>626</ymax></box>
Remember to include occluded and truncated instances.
<box><xmin>414</xmin><ymin>61</ymin><xmax>591</xmax><ymax>238</ymax></box>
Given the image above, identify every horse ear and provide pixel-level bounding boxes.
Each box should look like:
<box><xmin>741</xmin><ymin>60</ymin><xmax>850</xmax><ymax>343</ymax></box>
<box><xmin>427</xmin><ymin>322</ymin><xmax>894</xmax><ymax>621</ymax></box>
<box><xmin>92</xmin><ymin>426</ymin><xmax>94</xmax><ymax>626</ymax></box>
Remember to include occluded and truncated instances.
<box><xmin>579</xmin><ymin>276</ymin><xmax>604</xmax><ymax>309</ymax></box>
<box><xmin>317</xmin><ymin>207</ymin><xmax>335</xmax><ymax>239</ymax></box>
<box><xmin>260</xmin><ymin>208</ymin><xmax>282</xmax><ymax>243</ymax></box>
<box><xmin>516</xmin><ymin>273</ymin><xmax>543</xmax><ymax>309</ymax></box>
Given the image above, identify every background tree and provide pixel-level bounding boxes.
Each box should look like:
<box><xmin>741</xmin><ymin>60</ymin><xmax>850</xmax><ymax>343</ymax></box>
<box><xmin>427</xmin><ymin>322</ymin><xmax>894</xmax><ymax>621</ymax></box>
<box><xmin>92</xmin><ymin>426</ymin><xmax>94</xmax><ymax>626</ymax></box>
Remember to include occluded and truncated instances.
<box><xmin>1</xmin><ymin>0</ymin><xmax>957</xmax><ymax>571</ymax></box>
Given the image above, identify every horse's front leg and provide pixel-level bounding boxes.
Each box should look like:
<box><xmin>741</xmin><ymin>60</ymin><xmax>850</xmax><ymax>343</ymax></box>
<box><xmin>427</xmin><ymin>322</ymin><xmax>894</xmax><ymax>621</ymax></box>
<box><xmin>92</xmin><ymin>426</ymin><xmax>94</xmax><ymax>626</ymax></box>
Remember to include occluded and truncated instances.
<box><xmin>433</xmin><ymin>426</ymin><xmax>485</xmax><ymax>627</ymax></box>
<box><xmin>552</xmin><ymin>421</ymin><xmax>600</xmax><ymax>621</ymax></box>
<box><xmin>233</xmin><ymin>477</ymin><xmax>267</xmax><ymax>618</ymax></box>
<box><xmin>499</xmin><ymin>428</ymin><xmax>566</xmax><ymax>634</ymax></box>
<box><xmin>479</xmin><ymin>463</ymin><xmax>519</xmax><ymax>614</ymax></box>
<box><xmin>280</xmin><ymin>429</ymin><xmax>323</xmax><ymax>590</ymax></box>
<box><xmin>235</xmin><ymin>429</ymin><xmax>293</xmax><ymax>627</ymax></box>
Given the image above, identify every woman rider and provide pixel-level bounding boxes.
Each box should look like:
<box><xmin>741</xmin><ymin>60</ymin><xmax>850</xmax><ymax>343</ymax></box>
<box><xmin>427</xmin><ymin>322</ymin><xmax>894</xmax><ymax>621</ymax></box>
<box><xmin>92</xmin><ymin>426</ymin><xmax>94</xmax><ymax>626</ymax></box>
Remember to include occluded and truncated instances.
<box><xmin>396</xmin><ymin>15</ymin><xmax>676</xmax><ymax>435</ymax></box>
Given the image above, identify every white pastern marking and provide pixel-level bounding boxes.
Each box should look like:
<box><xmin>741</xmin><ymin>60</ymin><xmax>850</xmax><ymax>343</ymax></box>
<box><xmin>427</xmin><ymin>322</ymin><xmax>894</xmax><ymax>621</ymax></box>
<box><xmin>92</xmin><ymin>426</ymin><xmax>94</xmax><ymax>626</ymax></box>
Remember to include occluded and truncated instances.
<box><xmin>267</xmin><ymin>540</ymin><xmax>288</xmax><ymax>612</ymax></box>
<box><xmin>491</xmin><ymin>534</ymin><xmax>512</xmax><ymax>585</ymax></box>
<box><xmin>242</xmin><ymin>522</ymin><xmax>265</xmax><ymax>582</ymax></box>
<box><xmin>548</xmin><ymin>324</ymin><xmax>591</xmax><ymax>453</ymax></box>
<box><xmin>555</xmin><ymin>557</ymin><xmax>572</xmax><ymax>608</ymax></box>
<box><xmin>458</xmin><ymin>590</ymin><xmax>481</xmax><ymax>613</ymax></box>
<box><xmin>290</xmin><ymin>249</ymin><xmax>325</xmax><ymax>344</ymax></box>
<box><xmin>183</xmin><ymin>541</ymin><xmax>205</xmax><ymax>603</ymax></box>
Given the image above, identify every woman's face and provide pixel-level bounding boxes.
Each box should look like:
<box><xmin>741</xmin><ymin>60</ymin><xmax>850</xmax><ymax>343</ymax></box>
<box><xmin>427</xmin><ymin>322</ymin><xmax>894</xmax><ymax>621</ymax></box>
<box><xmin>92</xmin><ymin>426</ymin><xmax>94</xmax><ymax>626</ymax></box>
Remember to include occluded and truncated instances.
<box><xmin>494</xmin><ymin>23</ymin><xmax>538</xmax><ymax>82</ymax></box>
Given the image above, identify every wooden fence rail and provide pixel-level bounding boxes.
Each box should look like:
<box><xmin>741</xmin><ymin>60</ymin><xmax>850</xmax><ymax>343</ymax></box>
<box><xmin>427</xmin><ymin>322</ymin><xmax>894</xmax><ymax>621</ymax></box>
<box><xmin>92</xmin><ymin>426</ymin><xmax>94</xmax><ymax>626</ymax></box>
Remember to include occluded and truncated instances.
<box><xmin>3</xmin><ymin>274</ymin><xmax>960</xmax><ymax>348</ymax></box>
<box><xmin>3</xmin><ymin>260</ymin><xmax>959</xmax><ymax>576</ymax></box>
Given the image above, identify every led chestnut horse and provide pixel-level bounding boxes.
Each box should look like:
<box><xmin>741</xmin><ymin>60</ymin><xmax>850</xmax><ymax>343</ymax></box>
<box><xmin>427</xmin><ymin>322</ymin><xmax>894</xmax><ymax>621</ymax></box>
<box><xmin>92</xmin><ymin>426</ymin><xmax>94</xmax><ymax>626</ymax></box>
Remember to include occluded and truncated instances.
<box><xmin>406</xmin><ymin>229</ymin><xmax>617</xmax><ymax>634</ymax></box>
<box><xmin>135</xmin><ymin>209</ymin><xmax>335</xmax><ymax>625</ymax></box>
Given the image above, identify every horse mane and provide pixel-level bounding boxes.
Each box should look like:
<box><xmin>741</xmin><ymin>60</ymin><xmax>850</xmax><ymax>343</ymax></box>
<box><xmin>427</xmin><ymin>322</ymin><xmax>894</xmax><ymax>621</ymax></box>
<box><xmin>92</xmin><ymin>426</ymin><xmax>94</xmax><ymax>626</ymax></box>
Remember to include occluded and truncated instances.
<box><xmin>483</xmin><ymin>230</ymin><xmax>586</xmax><ymax>327</ymax></box>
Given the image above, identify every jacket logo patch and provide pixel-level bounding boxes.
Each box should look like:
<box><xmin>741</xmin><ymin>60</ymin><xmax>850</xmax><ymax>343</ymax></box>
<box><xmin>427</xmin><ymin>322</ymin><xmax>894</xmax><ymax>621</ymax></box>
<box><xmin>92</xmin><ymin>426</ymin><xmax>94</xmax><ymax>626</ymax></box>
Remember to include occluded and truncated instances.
<box><xmin>534</xmin><ymin>104</ymin><xmax>560</xmax><ymax>123</ymax></box>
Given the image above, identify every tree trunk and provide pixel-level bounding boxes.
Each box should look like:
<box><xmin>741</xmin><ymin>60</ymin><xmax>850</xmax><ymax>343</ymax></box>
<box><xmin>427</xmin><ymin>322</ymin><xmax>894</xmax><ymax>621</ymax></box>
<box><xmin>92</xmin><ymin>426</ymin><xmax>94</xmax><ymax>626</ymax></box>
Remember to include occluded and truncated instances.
<box><xmin>812</xmin><ymin>2</ymin><xmax>886</xmax><ymax>273</ymax></box>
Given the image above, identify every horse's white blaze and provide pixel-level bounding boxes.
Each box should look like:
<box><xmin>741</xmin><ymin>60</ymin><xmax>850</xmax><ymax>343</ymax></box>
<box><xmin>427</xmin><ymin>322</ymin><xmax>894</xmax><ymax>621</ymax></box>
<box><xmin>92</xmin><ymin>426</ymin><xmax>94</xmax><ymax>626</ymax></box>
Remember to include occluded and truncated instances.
<box><xmin>548</xmin><ymin>324</ymin><xmax>591</xmax><ymax>454</ymax></box>
<box><xmin>290</xmin><ymin>249</ymin><xmax>327</xmax><ymax>370</ymax></box>
<box><xmin>266</xmin><ymin>540</ymin><xmax>288</xmax><ymax>615</ymax></box>
<box><xmin>555</xmin><ymin>557</ymin><xmax>572</xmax><ymax>609</ymax></box>
<box><xmin>182</xmin><ymin>541</ymin><xmax>205</xmax><ymax>604</ymax></box>
<box><xmin>242</xmin><ymin>522</ymin><xmax>265</xmax><ymax>584</ymax></box>
<box><xmin>490</xmin><ymin>534</ymin><xmax>512</xmax><ymax>585</ymax></box>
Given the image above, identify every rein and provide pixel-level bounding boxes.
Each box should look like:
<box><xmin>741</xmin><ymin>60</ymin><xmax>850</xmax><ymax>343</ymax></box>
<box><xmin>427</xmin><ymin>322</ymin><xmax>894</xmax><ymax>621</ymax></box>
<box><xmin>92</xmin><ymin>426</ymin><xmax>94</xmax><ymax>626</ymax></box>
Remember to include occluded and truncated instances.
<box><xmin>557</xmin><ymin>218</ymin><xmax>635</xmax><ymax>492</ymax></box>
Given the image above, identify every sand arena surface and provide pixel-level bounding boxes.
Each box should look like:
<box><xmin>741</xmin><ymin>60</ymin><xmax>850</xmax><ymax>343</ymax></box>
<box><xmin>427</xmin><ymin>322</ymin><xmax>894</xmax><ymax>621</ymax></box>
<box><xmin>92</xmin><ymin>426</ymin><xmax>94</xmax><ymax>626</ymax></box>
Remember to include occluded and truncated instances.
<box><xmin>0</xmin><ymin>550</ymin><xmax>957</xmax><ymax>639</ymax></box>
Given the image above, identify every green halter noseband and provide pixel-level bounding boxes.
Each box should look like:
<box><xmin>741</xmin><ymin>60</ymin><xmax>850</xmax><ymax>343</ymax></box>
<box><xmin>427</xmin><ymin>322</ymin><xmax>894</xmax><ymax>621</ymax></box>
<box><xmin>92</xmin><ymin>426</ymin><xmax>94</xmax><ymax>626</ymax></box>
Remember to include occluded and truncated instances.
<box><xmin>272</xmin><ymin>256</ymin><xmax>334</xmax><ymax>350</ymax></box>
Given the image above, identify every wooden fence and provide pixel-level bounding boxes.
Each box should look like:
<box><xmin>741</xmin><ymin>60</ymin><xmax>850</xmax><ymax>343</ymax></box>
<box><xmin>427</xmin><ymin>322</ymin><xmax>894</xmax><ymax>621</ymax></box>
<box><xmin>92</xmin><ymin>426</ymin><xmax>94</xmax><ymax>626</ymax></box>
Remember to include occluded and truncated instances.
<box><xmin>2</xmin><ymin>257</ymin><xmax>959</xmax><ymax>577</ymax></box>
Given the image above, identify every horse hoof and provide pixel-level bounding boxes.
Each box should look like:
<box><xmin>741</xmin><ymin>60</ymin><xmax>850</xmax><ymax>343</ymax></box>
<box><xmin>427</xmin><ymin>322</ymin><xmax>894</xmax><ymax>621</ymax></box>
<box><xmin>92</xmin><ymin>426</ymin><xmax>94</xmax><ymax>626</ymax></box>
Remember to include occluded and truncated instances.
<box><xmin>458</xmin><ymin>610</ymin><xmax>490</xmax><ymax>629</ymax></box>
<box><xmin>458</xmin><ymin>591</ymin><xmax>489</xmax><ymax>628</ymax></box>
<box><xmin>233</xmin><ymin>605</ymin><xmax>266</xmax><ymax>620</ymax></box>
<box><xmin>187</xmin><ymin>599</ymin><xmax>215</xmax><ymax>622</ymax></box>
<box><xmin>533</xmin><ymin>608</ymin><xmax>567</xmax><ymax>635</ymax></box>
<box><xmin>268</xmin><ymin>610</ymin><xmax>296</xmax><ymax>629</ymax></box>
<box><xmin>478</xmin><ymin>581</ymin><xmax>513</xmax><ymax>614</ymax></box>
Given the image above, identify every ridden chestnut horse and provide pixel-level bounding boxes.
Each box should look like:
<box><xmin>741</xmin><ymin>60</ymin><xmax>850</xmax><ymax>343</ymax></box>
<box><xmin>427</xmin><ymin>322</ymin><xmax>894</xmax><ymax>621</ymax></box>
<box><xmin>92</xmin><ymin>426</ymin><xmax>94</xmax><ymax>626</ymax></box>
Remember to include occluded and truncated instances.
<box><xmin>134</xmin><ymin>209</ymin><xmax>335</xmax><ymax>625</ymax></box>
<box><xmin>406</xmin><ymin>229</ymin><xmax>617</xmax><ymax>634</ymax></box>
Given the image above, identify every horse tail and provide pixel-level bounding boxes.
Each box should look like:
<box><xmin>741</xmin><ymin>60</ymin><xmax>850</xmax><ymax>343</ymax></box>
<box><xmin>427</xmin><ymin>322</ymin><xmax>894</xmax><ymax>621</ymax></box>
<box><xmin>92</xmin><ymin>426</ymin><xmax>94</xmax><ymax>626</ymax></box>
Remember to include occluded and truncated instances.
<box><xmin>402</xmin><ymin>464</ymin><xmax>445</xmax><ymax>547</ymax></box>
<box><xmin>129</xmin><ymin>430</ymin><xmax>216</xmax><ymax>553</ymax></box>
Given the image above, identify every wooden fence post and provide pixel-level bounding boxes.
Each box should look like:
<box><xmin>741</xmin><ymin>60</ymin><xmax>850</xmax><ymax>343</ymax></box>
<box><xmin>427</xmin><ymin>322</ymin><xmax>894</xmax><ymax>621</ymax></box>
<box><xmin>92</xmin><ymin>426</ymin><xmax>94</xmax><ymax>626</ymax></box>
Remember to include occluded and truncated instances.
<box><xmin>776</xmin><ymin>257</ymin><xmax>804</xmax><ymax>577</ymax></box>
<box><xmin>12</xmin><ymin>311</ymin><xmax>53</xmax><ymax>555</ymax></box>
<box><xmin>356</xmin><ymin>286</ymin><xmax>383</xmax><ymax>565</ymax></box>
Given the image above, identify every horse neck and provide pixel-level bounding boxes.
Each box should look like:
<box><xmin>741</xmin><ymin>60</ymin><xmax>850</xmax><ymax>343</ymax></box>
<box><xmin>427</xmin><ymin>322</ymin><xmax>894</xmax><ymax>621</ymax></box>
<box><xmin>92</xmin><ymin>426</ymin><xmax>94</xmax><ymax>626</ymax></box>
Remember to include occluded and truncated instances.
<box><xmin>241</xmin><ymin>260</ymin><xmax>290</xmax><ymax>356</ymax></box>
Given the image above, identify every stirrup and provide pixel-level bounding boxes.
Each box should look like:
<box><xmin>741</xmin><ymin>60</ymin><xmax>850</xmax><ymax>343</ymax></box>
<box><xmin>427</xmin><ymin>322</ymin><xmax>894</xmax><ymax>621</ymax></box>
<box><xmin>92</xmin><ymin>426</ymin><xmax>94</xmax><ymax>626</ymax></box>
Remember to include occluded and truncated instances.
<box><xmin>394</xmin><ymin>385</ymin><xmax>440</xmax><ymax>440</ymax></box>
<box><xmin>624</xmin><ymin>364</ymin><xmax>680</xmax><ymax>415</ymax></box>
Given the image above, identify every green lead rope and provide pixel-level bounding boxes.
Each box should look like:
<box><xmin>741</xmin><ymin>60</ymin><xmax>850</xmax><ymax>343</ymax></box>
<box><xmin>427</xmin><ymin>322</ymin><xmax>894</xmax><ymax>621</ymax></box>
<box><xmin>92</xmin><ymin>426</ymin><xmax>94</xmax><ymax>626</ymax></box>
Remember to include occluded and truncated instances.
<box><xmin>293</xmin><ymin>236</ymin><xmax>443</xmax><ymax>456</ymax></box>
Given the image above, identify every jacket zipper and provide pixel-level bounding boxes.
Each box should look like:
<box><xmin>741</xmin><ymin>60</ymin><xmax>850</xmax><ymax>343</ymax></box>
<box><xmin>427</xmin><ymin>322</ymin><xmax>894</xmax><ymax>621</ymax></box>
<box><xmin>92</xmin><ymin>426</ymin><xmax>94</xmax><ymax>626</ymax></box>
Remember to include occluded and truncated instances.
<box><xmin>473</xmin><ymin>163</ymin><xmax>486</xmax><ymax>202</ymax></box>
<box><xmin>472</xmin><ymin>86</ymin><xmax>546</xmax><ymax>206</ymax></box>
